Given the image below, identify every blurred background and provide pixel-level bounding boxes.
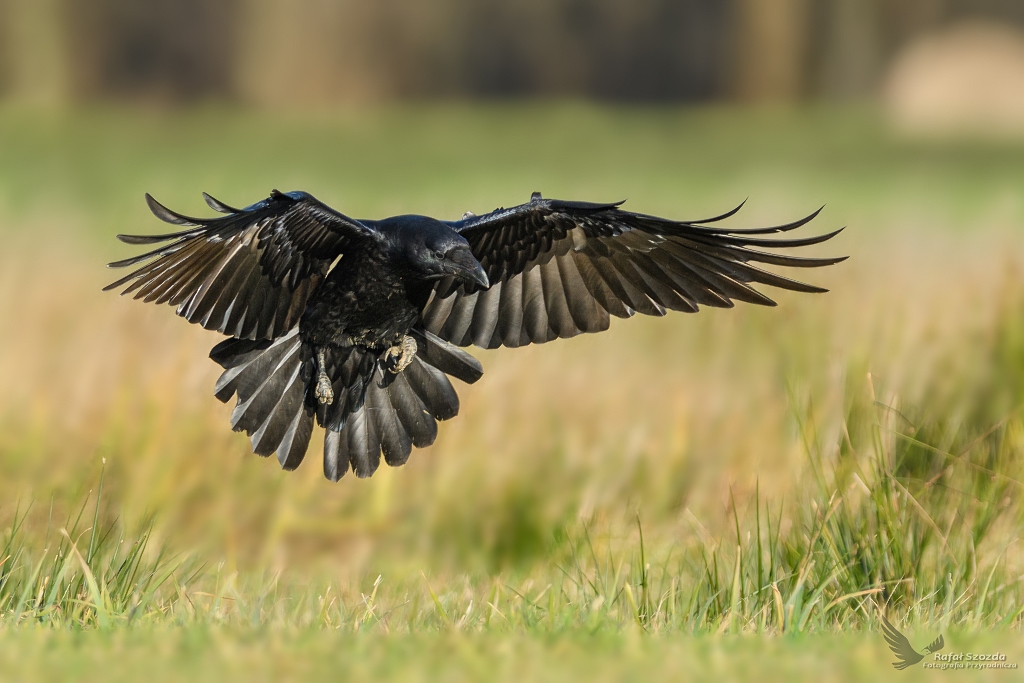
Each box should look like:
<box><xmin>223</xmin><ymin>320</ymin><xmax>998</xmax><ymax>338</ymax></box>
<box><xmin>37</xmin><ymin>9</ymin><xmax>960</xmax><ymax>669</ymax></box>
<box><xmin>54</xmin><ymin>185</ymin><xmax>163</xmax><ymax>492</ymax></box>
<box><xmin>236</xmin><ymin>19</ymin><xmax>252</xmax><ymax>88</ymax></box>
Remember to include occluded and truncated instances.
<box><xmin>2</xmin><ymin>0</ymin><xmax>1024</xmax><ymax>120</ymax></box>
<box><xmin>0</xmin><ymin>0</ymin><xmax>1023</xmax><ymax>626</ymax></box>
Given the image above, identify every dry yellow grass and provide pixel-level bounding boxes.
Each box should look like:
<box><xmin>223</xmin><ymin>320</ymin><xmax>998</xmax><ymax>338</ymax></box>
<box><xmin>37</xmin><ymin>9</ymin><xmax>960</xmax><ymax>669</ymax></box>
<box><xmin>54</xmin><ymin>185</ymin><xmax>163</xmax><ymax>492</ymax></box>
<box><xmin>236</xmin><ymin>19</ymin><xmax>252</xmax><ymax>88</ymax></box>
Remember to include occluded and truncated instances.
<box><xmin>1</xmin><ymin>218</ymin><xmax>1020</xmax><ymax>581</ymax></box>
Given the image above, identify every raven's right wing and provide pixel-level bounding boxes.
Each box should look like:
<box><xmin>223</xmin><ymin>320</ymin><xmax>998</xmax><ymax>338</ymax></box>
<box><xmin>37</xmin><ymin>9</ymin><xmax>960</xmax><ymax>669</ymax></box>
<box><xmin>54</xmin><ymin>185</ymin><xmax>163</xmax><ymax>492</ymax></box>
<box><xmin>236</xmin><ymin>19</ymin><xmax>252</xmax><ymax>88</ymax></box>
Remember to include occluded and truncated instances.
<box><xmin>105</xmin><ymin>190</ymin><xmax>376</xmax><ymax>341</ymax></box>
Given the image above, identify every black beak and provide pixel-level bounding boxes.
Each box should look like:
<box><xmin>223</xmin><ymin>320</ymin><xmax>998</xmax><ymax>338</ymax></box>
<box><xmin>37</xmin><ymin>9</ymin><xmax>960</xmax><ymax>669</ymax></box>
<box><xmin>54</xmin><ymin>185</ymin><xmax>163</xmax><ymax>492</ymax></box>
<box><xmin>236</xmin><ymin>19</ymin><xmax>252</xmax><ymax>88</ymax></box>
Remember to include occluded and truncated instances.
<box><xmin>448</xmin><ymin>249</ymin><xmax>490</xmax><ymax>289</ymax></box>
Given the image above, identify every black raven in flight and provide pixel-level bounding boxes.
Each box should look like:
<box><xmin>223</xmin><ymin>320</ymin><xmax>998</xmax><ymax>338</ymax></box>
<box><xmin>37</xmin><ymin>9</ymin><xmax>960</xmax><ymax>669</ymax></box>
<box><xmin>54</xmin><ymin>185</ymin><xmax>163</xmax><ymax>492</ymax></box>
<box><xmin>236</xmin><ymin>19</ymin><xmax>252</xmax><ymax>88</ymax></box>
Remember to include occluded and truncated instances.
<box><xmin>106</xmin><ymin>190</ymin><xmax>844</xmax><ymax>480</ymax></box>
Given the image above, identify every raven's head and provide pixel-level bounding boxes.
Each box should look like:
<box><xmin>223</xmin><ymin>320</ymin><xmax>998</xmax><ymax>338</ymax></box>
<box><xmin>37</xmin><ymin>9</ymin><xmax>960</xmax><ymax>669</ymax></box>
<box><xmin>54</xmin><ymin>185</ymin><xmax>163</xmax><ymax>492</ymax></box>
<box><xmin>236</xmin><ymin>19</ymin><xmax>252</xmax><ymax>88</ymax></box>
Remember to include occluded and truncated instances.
<box><xmin>386</xmin><ymin>216</ymin><xmax>489</xmax><ymax>289</ymax></box>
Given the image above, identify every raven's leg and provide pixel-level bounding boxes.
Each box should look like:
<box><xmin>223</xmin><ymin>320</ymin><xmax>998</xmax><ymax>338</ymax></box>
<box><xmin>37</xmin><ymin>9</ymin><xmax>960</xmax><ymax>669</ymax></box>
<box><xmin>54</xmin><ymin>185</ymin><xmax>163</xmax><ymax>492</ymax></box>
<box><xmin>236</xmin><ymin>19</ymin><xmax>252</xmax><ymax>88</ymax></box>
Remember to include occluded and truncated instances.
<box><xmin>314</xmin><ymin>347</ymin><xmax>334</xmax><ymax>405</ymax></box>
<box><xmin>382</xmin><ymin>335</ymin><xmax>417</xmax><ymax>374</ymax></box>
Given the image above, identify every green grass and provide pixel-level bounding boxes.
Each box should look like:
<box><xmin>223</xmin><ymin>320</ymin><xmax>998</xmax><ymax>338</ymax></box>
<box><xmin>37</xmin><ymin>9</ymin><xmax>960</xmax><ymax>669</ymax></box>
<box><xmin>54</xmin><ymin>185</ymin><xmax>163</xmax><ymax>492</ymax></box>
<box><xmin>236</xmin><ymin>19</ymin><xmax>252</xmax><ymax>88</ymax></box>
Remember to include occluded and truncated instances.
<box><xmin>0</xmin><ymin>629</ymin><xmax>1020</xmax><ymax>683</ymax></box>
<box><xmin>0</xmin><ymin>102</ymin><xmax>1023</xmax><ymax>679</ymax></box>
<box><xmin>2</xmin><ymin>389</ymin><xmax>1022</xmax><ymax>636</ymax></box>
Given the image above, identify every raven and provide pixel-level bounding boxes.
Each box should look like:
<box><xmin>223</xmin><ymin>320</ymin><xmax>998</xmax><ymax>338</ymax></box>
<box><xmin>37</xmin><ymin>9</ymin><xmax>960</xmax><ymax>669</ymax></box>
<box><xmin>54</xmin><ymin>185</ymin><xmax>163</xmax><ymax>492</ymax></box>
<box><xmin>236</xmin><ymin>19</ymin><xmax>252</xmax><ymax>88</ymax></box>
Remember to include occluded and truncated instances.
<box><xmin>106</xmin><ymin>190</ymin><xmax>844</xmax><ymax>480</ymax></box>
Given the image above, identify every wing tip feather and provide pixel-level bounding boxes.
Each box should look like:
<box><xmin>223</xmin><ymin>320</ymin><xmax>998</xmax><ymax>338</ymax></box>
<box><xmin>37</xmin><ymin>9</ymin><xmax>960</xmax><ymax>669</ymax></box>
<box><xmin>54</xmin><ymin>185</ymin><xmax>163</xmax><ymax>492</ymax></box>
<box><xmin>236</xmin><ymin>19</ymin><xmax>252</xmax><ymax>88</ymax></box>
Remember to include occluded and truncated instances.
<box><xmin>203</xmin><ymin>191</ymin><xmax>240</xmax><ymax>214</ymax></box>
<box><xmin>692</xmin><ymin>197</ymin><xmax>748</xmax><ymax>224</ymax></box>
<box><xmin>145</xmin><ymin>193</ymin><xmax>201</xmax><ymax>226</ymax></box>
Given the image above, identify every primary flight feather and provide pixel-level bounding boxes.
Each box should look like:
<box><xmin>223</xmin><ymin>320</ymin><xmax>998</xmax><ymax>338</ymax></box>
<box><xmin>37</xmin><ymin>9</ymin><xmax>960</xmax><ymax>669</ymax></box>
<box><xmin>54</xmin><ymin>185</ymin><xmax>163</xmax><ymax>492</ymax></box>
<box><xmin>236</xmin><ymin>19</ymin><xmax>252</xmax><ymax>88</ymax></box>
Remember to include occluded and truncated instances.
<box><xmin>106</xmin><ymin>190</ymin><xmax>845</xmax><ymax>480</ymax></box>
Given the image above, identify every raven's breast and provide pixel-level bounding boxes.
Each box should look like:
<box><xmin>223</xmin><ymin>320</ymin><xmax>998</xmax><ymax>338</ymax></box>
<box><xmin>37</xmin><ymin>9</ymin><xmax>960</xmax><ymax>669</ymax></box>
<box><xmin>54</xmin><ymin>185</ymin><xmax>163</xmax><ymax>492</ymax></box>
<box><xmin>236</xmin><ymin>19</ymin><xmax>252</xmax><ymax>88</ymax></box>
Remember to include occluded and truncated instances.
<box><xmin>299</xmin><ymin>250</ymin><xmax>420</xmax><ymax>349</ymax></box>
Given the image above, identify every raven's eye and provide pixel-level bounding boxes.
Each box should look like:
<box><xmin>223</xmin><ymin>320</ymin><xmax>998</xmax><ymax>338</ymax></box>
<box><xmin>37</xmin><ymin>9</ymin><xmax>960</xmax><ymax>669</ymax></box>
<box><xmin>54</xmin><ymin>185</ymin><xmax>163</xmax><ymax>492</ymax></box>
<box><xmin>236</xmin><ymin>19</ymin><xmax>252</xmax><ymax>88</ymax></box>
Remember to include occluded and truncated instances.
<box><xmin>434</xmin><ymin>250</ymin><xmax>445</xmax><ymax>260</ymax></box>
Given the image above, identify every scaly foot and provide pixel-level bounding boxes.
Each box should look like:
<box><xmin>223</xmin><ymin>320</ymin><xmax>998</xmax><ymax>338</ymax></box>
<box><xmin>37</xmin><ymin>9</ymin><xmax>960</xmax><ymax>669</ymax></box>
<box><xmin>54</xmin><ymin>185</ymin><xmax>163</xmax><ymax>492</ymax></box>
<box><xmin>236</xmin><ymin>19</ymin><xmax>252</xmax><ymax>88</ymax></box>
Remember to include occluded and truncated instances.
<box><xmin>314</xmin><ymin>348</ymin><xmax>334</xmax><ymax>405</ymax></box>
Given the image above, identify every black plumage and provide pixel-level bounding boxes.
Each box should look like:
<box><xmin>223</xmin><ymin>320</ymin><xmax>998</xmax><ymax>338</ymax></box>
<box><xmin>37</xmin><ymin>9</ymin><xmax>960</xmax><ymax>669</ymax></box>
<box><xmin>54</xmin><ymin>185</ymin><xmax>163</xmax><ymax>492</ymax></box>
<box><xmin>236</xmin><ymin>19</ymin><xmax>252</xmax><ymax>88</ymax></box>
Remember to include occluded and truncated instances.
<box><xmin>106</xmin><ymin>190</ymin><xmax>845</xmax><ymax>480</ymax></box>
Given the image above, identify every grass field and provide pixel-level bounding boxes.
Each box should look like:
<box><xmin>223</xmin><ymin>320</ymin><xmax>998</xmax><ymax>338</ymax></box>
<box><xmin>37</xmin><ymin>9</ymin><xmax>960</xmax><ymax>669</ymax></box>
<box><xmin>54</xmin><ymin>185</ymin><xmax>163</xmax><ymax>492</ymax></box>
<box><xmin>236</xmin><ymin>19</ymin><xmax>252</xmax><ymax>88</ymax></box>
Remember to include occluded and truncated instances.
<box><xmin>0</xmin><ymin>102</ymin><xmax>1023</xmax><ymax>680</ymax></box>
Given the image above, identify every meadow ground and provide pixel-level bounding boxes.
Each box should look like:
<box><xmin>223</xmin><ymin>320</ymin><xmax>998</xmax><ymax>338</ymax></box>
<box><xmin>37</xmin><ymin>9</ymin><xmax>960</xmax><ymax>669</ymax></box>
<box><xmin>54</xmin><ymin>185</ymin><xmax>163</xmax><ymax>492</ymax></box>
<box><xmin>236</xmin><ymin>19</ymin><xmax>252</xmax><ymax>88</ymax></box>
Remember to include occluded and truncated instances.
<box><xmin>0</xmin><ymin>103</ymin><xmax>1023</xmax><ymax>680</ymax></box>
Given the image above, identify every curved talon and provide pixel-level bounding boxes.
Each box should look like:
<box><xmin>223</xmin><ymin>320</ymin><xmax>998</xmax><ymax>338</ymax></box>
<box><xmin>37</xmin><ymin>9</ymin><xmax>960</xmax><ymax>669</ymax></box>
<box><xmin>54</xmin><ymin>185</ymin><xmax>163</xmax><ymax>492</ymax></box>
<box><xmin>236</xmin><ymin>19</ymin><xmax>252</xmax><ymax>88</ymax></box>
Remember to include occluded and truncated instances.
<box><xmin>383</xmin><ymin>335</ymin><xmax>417</xmax><ymax>374</ymax></box>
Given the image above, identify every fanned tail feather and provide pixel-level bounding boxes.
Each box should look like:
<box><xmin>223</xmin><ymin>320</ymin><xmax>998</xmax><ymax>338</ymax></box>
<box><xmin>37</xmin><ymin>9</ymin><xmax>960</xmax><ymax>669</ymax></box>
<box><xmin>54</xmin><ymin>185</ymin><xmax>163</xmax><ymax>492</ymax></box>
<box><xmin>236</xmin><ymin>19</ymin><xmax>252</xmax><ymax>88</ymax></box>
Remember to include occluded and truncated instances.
<box><xmin>210</xmin><ymin>328</ymin><xmax>481</xmax><ymax>480</ymax></box>
<box><xmin>210</xmin><ymin>328</ymin><xmax>314</xmax><ymax>470</ymax></box>
<box><xmin>323</xmin><ymin>349</ymin><xmax>463</xmax><ymax>480</ymax></box>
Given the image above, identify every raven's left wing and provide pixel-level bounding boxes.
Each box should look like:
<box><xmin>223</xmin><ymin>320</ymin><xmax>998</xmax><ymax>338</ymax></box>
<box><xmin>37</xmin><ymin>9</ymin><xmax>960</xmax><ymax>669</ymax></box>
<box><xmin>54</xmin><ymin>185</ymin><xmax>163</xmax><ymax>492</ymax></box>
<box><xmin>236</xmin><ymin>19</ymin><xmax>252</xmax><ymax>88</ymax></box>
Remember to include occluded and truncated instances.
<box><xmin>420</xmin><ymin>193</ymin><xmax>844</xmax><ymax>349</ymax></box>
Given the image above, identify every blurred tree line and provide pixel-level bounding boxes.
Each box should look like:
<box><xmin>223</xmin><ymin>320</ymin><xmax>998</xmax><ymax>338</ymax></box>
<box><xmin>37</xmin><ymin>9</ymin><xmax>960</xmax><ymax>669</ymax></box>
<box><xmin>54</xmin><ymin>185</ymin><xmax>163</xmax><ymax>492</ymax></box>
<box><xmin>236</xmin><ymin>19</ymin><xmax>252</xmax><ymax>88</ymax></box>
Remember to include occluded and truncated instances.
<box><xmin>1</xmin><ymin>0</ymin><xmax>1022</xmax><ymax>105</ymax></box>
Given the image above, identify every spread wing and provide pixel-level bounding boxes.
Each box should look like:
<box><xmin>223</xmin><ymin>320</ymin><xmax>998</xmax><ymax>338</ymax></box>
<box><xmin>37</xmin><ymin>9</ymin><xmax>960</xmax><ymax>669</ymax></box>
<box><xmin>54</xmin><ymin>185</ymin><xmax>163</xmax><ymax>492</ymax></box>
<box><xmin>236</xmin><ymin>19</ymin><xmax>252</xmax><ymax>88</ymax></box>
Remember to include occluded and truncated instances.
<box><xmin>880</xmin><ymin>615</ymin><xmax>924</xmax><ymax>670</ymax></box>
<box><xmin>924</xmin><ymin>634</ymin><xmax>944</xmax><ymax>653</ymax></box>
<box><xmin>105</xmin><ymin>190</ymin><xmax>375</xmax><ymax>341</ymax></box>
<box><xmin>420</xmin><ymin>193</ymin><xmax>845</xmax><ymax>349</ymax></box>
